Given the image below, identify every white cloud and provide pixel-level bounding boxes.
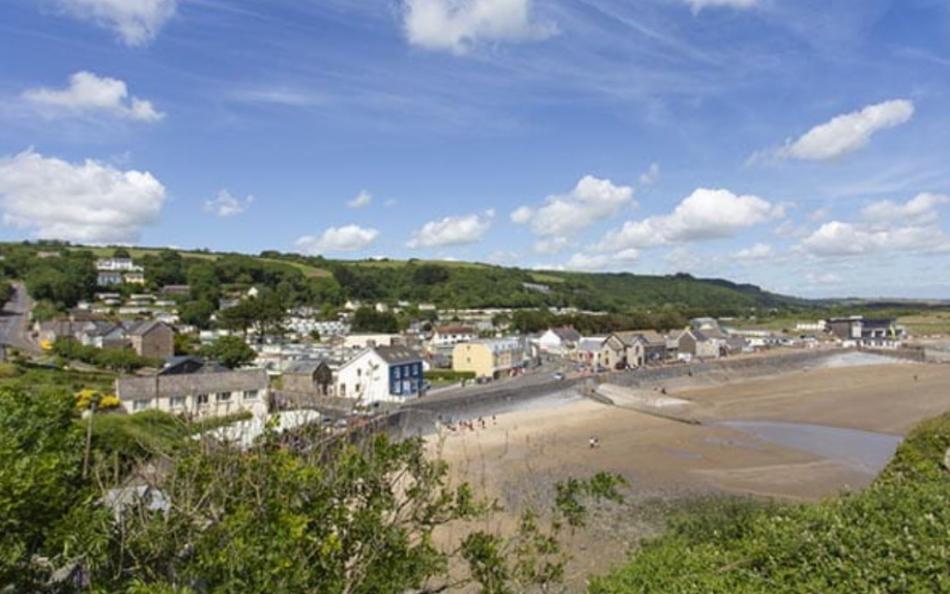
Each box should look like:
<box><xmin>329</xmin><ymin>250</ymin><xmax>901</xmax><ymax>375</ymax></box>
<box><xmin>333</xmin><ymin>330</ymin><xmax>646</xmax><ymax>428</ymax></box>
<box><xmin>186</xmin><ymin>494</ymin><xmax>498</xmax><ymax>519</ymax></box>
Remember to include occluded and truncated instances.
<box><xmin>403</xmin><ymin>0</ymin><xmax>555</xmax><ymax>54</ymax></box>
<box><xmin>861</xmin><ymin>193</ymin><xmax>949</xmax><ymax>226</ymax></box>
<box><xmin>0</xmin><ymin>148</ymin><xmax>165</xmax><ymax>243</ymax></box>
<box><xmin>407</xmin><ymin>211</ymin><xmax>493</xmax><ymax>248</ymax></box>
<box><xmin>295</xmin><ymin>225</ymin><xmax>380</xmax><ymax>254</ymax></box>
<box><xmin>533</xmin><ymin>236</ymin><xmax>570</xmax><ymax>255</ymax></box>
<box><xmin>510</xmin><ymin>205</ymin><xmax>533</xmax><ymax>224</ymax></box>
<box><xmin>347</xmin><ymin>190</ymin><xmax>373</xmax><ymax>209</ymax></box>
<box><xmin>597</xmin><ymin>188</ymin><xmax>784</xmax><ymax>251</ymax></box>
<box><xmin>638</xmin><ymin>162</ymin><xmax>660</xmax><ymax>186</ymax></box>
<box><xmin>204</xmin><ymin>189</ymin><xmax>252</xmax><ymax>217</ymax></box>
<box><xmin>776</xmin><ymin>100</ymin><xmax>915</xmax><ymax>161</ymax></box>
<box><xmin>734</xmin><ymin>242</ymin><xmax>773</xmax><ymax>261</ymax></box>
<box><xmin>685</xmin><ymin>0</ymin><xmax>758</xmax><ymax>12</ymax></box>
<box><xmin>22</xmin><ymin>71</ymin><xmax>164</xmax><ymax>122</ymax></box>
<box><xmin>800</xmin><ymin>221</ymin><xmax>948</xmax><ymax>257</ymax></box>
<box><xmin>565</xmin><ymin>248</ymin><xmax>639</xmax><ymax>271</ymax></box>
<box><xmin>514</xmin><ymin>175</ymin><xmax>635</xmax><ymax>238</ymax></box>
<box><xmin>665</xmin><ymin>247</ymin><xmax>702</xmax><ymax>273</ymax></box>
<box><xmin>804</xmin><ymin>271</ymin><xmax>841</xmax><ymax>286</ymax></box>
<box><xmin>55</xmin><ymin>0</ymin><xmax>177</xmax><ymax>46</ymax></box>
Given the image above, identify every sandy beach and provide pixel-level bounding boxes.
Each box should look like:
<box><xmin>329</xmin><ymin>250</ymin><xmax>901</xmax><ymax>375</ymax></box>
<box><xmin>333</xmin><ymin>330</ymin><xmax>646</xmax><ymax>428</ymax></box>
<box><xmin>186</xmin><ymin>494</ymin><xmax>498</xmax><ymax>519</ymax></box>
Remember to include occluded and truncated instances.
<box><xmin>428</xmin><ymin>359</ymin><xmax>950</xmax><ymax>586</ymax></box>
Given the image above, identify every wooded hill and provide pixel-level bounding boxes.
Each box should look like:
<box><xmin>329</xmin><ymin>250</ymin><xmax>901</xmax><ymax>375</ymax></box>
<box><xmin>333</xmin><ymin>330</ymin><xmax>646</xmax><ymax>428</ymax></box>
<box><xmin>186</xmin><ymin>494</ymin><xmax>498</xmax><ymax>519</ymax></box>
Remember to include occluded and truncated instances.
<box><xmin>0</xmin><ymin>241</ymin><xmax>811</xmax><ymax>319</ymax></box>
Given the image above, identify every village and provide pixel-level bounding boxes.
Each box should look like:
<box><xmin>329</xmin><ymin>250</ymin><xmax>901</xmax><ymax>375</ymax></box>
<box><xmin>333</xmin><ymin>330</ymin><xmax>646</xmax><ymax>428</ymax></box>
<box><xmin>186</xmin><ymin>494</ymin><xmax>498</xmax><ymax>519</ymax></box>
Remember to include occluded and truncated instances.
<box><xmin>25</xmin><ymin>255</ymin><xmax>913</xmax><ymax>428</ymax></box>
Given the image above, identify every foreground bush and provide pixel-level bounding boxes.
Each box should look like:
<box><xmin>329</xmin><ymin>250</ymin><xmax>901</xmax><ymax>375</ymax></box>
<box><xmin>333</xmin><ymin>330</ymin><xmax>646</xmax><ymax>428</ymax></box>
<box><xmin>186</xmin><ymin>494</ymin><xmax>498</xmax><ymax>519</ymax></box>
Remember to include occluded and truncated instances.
<box><xmin>590</xmin><ymin>412</ymin><xmax>950</xmax><ymax>594</ymax></box>
<box><xmin>0</xmin><ymin>387</ymin><xmax>624</xmax><ymax>593</ymax></box>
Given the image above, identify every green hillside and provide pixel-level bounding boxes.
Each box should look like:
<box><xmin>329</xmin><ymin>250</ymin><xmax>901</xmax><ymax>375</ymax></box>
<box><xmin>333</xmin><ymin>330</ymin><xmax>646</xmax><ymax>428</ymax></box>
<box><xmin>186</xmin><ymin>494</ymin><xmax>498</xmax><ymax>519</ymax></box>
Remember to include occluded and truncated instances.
<box><xmin>1</xmin><ymin>242</ymin><xmax>809</xmax><ymax>320</ymax></box>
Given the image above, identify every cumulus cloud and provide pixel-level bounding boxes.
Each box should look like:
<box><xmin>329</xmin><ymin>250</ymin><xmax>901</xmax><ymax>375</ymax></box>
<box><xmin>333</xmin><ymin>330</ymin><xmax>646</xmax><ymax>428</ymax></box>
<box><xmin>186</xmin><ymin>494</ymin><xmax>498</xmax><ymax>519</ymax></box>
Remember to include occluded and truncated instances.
<box><xmin>22</xmin><ymin>71</ymin><xmax>164</xmax><ymax>122</ymax></box>
<box><xmin>403</xmin><ymin>0</ymin><xmax>555</xmax><ymax>53</ymax></box>
<box><xmin>597</xmin><ymin>188</ymin><xmax>784</xmax><ymax>251</ymax></box>
<box><xmin>0</xmin><ymin>149</ymin><xmax>165</xmax><ymax>243</ymax></box>
<box><xmin>407</xmin><ymin>211</ymin><xmax>493</xmax><ymax>248</ymax></box>
<box><xmin>734</xmin><ymin>242</ymin><xmax>773</xmax><ymax>261</ymax></box>
<box><xmin>638</xmin><ymin>162</ymin><xmax>660</xmax><ymax>186</ymax></box>
<box><xmin>565</xmin><ymin>248</ymin><xmax>639</xmax><ymax>271</ymax></box>
<box><xmin>685</xmin><ymin>0</ymin><xmax>758</xmax><ymax>13</ymax></box>
<box><xmin>533</xmin><ymin>236</ymin><xmax>570</xmax><ymax>255</ymax></box>
<box><xmin>347</xmin><ymin>190</ymin><xmax>372</xmax><ymax>209</ymax></box>
<box><xmin>800</xmin><ymin>221</ymin><xmax>948</xmax><ymax>257</ymax></box>
<box><xmin>861</xmin><ymin>193</ymin><xmax>949</xmax><ymax>226</ymax></box>
<box><xmin>204</xmin><ymin>189</ymin><xmax>252</xmax><ymax>217</ymax></box>
<box><xmin>513</xmin><ymin>175</ymin><xmax>635</xmax><ymax>239</ymax></box>
<box><xmin>54</xmin><ymin>0</ymin><xmax>177</xmax><ymax>46</ymax></box>
<box><xmin>295</xmin><ymin>225</ymin><xmax>379</xmax><ymax>254</ymax></box>
<box><xmin>773</xmin><ymin>100</ymin><xmax>915</xmax><ymax>161</ymax></box>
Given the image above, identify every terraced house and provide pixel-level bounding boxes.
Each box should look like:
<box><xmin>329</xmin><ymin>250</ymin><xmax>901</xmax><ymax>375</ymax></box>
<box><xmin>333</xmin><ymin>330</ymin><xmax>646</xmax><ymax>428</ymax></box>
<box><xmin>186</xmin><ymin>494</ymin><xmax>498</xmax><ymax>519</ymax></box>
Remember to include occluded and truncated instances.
<box><xmin>115</xmin><ymin>356</ymin><xmax>268</xmax><ymax>418</ymax></box>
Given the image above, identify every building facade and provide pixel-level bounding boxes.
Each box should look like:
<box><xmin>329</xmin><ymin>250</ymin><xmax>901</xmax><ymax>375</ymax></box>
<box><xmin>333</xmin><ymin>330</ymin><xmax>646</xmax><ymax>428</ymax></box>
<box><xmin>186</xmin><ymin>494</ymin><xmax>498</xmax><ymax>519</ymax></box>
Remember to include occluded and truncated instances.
<box><xmin>335</xmin><ymin>346</ymin><xmax>424</xmax><ymax>404</ymax></box>
<box><xmin>115</xmin><ymin>363</ymin><xmax>269</xmax><ymax>418</ymax></box>
<box><xmin>452</xmin><ymin>338</ymin><xmax>524</xmax><ymax>379</ymax></box>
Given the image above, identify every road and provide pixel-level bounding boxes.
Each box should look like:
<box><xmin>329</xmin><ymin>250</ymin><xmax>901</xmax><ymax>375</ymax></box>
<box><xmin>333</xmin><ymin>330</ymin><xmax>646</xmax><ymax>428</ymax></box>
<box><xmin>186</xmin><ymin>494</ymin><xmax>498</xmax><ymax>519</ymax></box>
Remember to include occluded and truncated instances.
<box><xmin>0</xmin><ymin>282</ymin><xmax>40</xmax><ymax>353</ymax></box>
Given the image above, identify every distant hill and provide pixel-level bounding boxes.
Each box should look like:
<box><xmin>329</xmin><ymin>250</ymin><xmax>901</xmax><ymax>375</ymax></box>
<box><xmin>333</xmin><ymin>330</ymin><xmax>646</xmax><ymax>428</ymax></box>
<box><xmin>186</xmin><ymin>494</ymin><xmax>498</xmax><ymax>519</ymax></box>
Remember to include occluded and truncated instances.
<box><xmin>1</xmin><ymin>242</ymin><xmax>812</xmax><ymax>317</ymax></box>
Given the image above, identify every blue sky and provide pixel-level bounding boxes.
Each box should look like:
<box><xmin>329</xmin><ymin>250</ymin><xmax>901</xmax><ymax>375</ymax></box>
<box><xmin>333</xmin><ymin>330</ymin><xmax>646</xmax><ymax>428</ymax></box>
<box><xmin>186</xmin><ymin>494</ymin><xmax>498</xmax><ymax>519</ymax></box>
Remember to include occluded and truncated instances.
<box><xmin>1</xmin><ymin>0</ymin><xmax>950</xmax><ymax>298</ymax></box>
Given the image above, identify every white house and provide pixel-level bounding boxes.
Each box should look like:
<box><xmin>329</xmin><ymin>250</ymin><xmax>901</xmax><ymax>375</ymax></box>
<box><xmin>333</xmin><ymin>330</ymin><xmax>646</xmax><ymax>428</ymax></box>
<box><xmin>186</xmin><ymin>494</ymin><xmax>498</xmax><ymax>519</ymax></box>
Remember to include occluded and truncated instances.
<box><xmin>335</xmin><ymin>346</ymin><xmax>424</xmax><ymax>404</ymax></box>
<box><xmin>430</xmin><ymin>325</ymin><xmax>477</xmax><ymax>347</ymax></box>
<box><xmin>538</xmin><ymin>326</ymin><xmax>581</xmax><ymax>355</ymax></box>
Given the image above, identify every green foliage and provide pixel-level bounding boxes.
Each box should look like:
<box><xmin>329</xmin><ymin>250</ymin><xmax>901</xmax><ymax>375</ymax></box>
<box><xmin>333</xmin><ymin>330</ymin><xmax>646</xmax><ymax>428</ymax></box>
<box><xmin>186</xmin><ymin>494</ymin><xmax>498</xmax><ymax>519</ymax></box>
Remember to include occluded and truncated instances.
<box><xmin>590</xmin><ymin>411</ymin><xmax>950</xmax><ymax>594</ymax></box>
<box><xmin>178</xmin><ymin>298</ymin><xmax>216</xmax><ymax>329</ymax></box>
<box><xmin>200</xmin><ymin>335</ymin><xmax>257</xmax><ymax>369</ymax></box>
<box><xmin>424</xmin><ymin>369</ymin><xmax>477</xmax><ymax>382</ymax></box>
<box><xmin>0</xmin><ymin>387</ymin><xmax>96</xmax><ymax>589</ymax></box>
<box><xmin>52</xmin><ymin>339</ymin><xmax>159</xmax><ymax>372</ymax></box>
<box><xmin>20</xmin><ymin>250</ymin><xmax>97</xmax><ymax>308</ymax></box>
<box><xmin>30</xmin><ymin>299</ymin><xmax>61</xmax><ymax>322</ymax></box>
<box><xmin>352</xmin><ymin>306</ymin><xmax>400</xmax><ymax>333</ymax></box>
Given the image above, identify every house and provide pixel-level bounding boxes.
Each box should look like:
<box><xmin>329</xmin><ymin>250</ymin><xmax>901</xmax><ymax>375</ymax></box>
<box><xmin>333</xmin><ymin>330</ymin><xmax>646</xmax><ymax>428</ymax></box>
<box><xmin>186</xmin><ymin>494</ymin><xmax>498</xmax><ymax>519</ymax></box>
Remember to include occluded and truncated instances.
<box><xmin>826</xmin><ymin>316</ymin><xmax>901</xmax><ymax>346</ymax></box>
<box><xmin>676</xmin><ymin>328</ymin><xmax>725</xmax><ymax>360</ymax></box>
<box><xmin>600</xmin><ymin>330</ymin><xmax>670</xmax><ymax>369</ymax></box>
<box><xmin>129</xmin><ymin>320</ymin><xmax>174</xmax><ymax>360</ymax></box>
<box><xmin>282</xmin><ymin>359</ymin><xmax>338</xmax><ymax>396</ymax></box>
<box><xmin>341</xmin><ymin>333</ymin><xmax>399</xmax><ymax>350</ymax></box>
<box><xmin>431</xmin><ymin>325</ymin><xmax>477</xmax><ymax>347</ymax></box>
<box><xmin>96</xmin><ymin>257</ymin><xmax>145</xmax><ymax>287</ymax></box>
<box><xmin>335</xmin><ymin>346</ymin><xmax>424</xmax><ymax>404</ymax></box>
<box><xmin>160</xmin><ymin>285</ymin><xmax>191</xmax><ymax>296</ymax></box>
<box><xmin>538</xmin><ymin>326</ymin><xmax>581</xmax><ymax>355</ymax></box>
<box><xmin>573</xmin><ymin>337</ymin><xmax>607</xmax><ymax>367</ymax></box>
<box><xmin>452</xmin><ymin>338</ymin><xmax>524</xmax><ymax>379</ymax></box>
<box><xmin>115</xmin><ymin>357</ymin><xmax>268</xmax><ymax>417</ymax></box>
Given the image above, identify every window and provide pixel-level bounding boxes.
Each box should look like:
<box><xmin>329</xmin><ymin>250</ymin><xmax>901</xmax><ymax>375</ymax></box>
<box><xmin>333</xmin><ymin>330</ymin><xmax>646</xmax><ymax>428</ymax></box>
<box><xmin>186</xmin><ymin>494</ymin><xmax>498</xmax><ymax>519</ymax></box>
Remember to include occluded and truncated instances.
<box><xmin>243</xmin><ymin>390</ymin><xmax>258</xmax><ymax>401</ymax></box>
<box><xmin>133</xmin><ymin>399</ymin><xmax>150</xmax><ymax>411</ymax></box>
<box><xmin>169</xmin><ymin>396</ymin><xmax>185</xmax><ymax>409</ymax></box>
<box><xmin>394</xmin><ymin>367</ymin><xmax>401</xmax><ymax>380</ymax></box>
<box><xmin>216</xmin><ymin>392</ymin><xmax>232</xmax><ymax>402</ymax></box>
<box><xmin>197</xmin><ymin>393</ymin><xmax>209</xmax><ymax>405</ymax></box>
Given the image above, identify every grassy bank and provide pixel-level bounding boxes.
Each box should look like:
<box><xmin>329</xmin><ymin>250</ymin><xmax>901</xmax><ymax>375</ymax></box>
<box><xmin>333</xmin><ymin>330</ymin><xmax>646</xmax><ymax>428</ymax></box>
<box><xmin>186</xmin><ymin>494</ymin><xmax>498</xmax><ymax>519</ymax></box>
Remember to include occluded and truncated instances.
<box><xmin>589</xmin><ymin>411</ymin><xmax>950</xmax><ymax>593</ymax></box>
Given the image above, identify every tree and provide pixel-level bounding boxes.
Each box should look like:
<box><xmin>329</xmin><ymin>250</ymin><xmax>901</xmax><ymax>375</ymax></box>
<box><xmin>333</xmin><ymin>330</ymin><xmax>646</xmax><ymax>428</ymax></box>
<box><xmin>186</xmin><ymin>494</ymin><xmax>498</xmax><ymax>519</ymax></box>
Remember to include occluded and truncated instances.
<box><xmin>201</xmin><ymin>335</ymin><xmax>256</xmax><ymax>369</ymax></box>
<box><xmin>179</xmin><ymin>299</ymin><xmax>216</xmax><ymax>329</ymax></box>
<box><xmin>352</xmin><ymin>306</ymin><xmax>399</xmax><ymax>333</ymax></box>
<box><xmin>0</xmin><ymin>387</ymin><xmax>104</xmax><ymax>589</ymax></box>
<box><xmin>112</xmin><ymin>247</ymin><xmax>131</xmax><ymax>258</ymax></box>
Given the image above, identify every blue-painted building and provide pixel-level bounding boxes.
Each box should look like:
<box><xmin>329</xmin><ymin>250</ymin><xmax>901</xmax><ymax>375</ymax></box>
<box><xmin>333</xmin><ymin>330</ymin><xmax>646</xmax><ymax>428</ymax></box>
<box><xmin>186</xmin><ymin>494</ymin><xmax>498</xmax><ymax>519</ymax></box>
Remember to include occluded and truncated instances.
<box><xmin>337</xmin><ymin>345</ymin><xmax>425</xmax><ymax>404</ymax></box>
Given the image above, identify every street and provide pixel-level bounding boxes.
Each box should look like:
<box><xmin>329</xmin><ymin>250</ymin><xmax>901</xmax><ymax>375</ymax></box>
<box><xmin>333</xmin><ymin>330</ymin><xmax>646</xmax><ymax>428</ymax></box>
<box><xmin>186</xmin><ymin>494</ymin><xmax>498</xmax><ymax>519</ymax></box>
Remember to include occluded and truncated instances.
<box><xmin>0</xmin><ymin>282</ymin><xmax>39</xmax><ymax>353</ymax></box>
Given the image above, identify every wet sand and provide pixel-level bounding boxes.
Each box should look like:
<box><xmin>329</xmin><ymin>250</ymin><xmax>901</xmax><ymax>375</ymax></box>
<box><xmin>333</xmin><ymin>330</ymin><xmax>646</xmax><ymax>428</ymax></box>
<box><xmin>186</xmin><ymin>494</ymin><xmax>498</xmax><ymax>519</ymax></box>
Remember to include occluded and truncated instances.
<box><xmin>428</xmin><ymin>361</ymin><xmax>950</xmax><ymax>586</ymax></box>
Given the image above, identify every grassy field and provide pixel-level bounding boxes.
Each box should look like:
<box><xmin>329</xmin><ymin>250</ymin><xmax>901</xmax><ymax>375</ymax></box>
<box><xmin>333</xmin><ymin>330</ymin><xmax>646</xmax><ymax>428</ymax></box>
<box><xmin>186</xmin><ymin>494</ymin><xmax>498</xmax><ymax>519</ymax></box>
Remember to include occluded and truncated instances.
<box><xmin>0</xmin><ymin>361</ymin><xmax>115</xmax><ymax>393</ymax></box>
<box><xmin>898</xmin><ymin>311</ymin><xmax>950</xmax><ymax>336</ymax></box>
<box><xmin>71</xmin><ymin>246</ymin><xmax>332</xmax><ymax>278</ymax></box>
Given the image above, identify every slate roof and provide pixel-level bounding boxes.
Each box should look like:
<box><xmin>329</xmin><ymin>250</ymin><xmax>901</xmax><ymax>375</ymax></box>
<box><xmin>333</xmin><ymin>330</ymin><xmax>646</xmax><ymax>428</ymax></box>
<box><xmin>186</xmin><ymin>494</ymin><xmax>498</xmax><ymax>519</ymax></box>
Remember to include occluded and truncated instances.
<box><xmin>551</xmin><ymin>326</ymin><xmax>581</xmax><ymax>342</ymax></box>
<box><xmin>116</xmin><ymin>368</ymin><xmax>268</xmax><ymax>401</ymax></box>
<box><xmin>374</xmin><ymin>346</ymin><xmax>422</xmax><ymax>365</ymax></box>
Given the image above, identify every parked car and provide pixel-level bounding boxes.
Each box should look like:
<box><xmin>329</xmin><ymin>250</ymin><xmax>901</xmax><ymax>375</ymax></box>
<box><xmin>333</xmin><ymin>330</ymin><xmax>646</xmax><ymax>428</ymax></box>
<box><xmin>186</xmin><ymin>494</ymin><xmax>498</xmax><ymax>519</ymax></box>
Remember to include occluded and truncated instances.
<box><xmin>553</xmin><ymin>372</ymin><xmax>565</xmax><ymax>381</ymax></box>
